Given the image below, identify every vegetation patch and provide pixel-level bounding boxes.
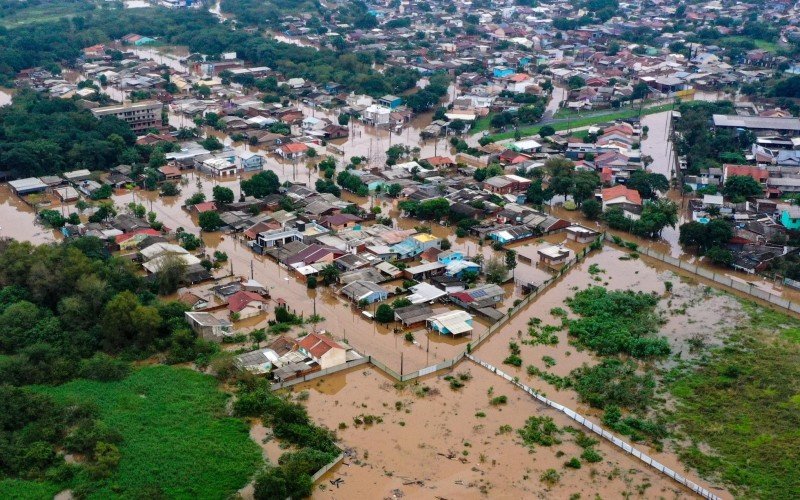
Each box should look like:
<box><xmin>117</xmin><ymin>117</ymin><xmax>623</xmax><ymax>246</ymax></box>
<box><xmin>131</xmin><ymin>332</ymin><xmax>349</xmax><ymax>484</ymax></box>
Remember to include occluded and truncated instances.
<box><xmin>36</xmin><ymin>366</ymin><xmax>261</xmax><ymax>499</ymax></box>
<box><xmin>667</xmin><ymin>303</ymin><xmax>800</xmax><ymax>498</ymax></box>
<box><xmin>566</xmin><ymin>286</ymin><xmax>669</xmax><ymax>358</ymax></box>
<box><xmin>517</xmin><ymin>416</ymin><xmax>562</xmax><ymax>448</ymax></box>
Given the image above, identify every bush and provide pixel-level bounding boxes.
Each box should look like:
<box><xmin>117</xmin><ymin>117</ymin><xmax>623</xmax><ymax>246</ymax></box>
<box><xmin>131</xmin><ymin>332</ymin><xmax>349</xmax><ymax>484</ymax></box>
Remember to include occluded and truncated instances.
<box><xmin>490</xmin><ymin>395</ymin><xmax>508</xmax><ymax>405</ymax></box>
<box><xmin>518</xmin><ymin>416</ymin><xmax>562</xmax><ymax>448</ymax></box>
<box><xmin>564</xmin><ymin>457</ymin><xmax>582</xmax><ymax>469</ymax></box>
<box><xmin>77</xmin><ymin>354</ymin><xmax>131</xmax><ymax>382</ymax></box>
<box><xmin>571</xmin><ymin>359</ymin><xmax>655</xmax><ymax>411</ymax></box>
<box><xmin>581</xmin><ymin>447</ymin><xmax>602</xmax><ymax>463</ymax></box>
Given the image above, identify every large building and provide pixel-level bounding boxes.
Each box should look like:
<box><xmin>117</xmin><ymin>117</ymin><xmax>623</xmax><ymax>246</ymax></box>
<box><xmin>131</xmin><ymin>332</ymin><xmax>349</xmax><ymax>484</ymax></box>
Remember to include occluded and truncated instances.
<box><xmin>90</xmin><ymin>101</ymin><xmax>163</xmax><ymax>134</ymax></box>
<box><xmin>712</xmin><ymin>115</ymin><xmax>800</xmax><ymax>136</ymax></box>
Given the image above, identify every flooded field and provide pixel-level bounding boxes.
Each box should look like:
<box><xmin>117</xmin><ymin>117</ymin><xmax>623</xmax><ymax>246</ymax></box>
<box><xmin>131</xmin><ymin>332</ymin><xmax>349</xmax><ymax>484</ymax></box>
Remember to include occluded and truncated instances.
<box><xmin>282</xmin><ymin>247</ymin><xmax>741</xmax><ymax>499</ymax></box>
<box><xmin>474</xmin><ymin>245</ymin><xmax>743</xmax><ymax>411</ymax></box>
<box><xmin>291</xmin><ymin>366</ymin><xmax>703</xmax><ymax>500</ymax></box>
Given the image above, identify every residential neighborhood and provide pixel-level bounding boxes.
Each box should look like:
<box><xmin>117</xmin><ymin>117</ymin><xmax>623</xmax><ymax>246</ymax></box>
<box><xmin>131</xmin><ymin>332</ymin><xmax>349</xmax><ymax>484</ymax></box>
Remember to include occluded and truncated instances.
<box><xmin>1</xmin><ymin>0</ymin><xmax>800</xmax><ymax>498</ymax></box>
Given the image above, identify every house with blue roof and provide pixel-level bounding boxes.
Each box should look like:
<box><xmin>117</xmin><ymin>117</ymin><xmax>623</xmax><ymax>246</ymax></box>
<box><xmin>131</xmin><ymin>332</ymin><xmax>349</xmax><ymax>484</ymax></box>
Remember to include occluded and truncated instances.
<box><xmin>493</xmin><ymin>66</ymin><xmax>515</xmax><ymax>78</ymax></box>
<box><xmin>437</xmin><ymin>250</ymin><xmax>464</xmax><ymax>265</ymax></box>
<box><xmin>390</xmin><ymin>233</ymin><xmax>441</xmax><ymax>259</ymax></box>
<box><xmin>445</xmin><ymin>260</ymin><xmax>481</xmax><ymax>279</ymax></box>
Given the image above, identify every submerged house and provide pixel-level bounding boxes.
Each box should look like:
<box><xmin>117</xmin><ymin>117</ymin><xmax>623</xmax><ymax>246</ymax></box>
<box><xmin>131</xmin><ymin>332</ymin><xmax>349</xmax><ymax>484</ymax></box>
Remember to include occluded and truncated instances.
<box><xmin>427</xmin><ymin>310</ymin><xmax>474</xmax><ymax>336</ymax></box>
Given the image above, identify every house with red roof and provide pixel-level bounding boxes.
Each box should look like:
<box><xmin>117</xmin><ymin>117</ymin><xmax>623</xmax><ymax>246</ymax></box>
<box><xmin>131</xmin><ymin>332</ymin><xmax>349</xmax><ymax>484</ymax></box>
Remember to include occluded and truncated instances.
<box><xmin>295</xmin><ymin>332</ymin><xmax>346</xmax><ymax>369</ymax></box>
<box><xmin>227</xmin><ymin>290</ymin><xmax>268</xmax><ymax>320</ymax></box>
<box><xmin>423</xmin><ymin>156</ymin><xmax>456</xmax><ymax>169</ymax></box>
<box><xmin>190</xmin><ymin>201</ymin><xmax>218</xmax><ymax>213</ymax></box>
<box><xmin>601</xmin><ymin>185</ymin><xmax>643</xmax><ymax>218</ymax></box>
<box><xmin>722</xmin><ymin>164</ymin><xmax>769</xmax><ymax>186</ymax></box>
<box><xmin>277</xmin><ymin>142</ymin><xmax>309</xmax><ymax>160</ymax></box>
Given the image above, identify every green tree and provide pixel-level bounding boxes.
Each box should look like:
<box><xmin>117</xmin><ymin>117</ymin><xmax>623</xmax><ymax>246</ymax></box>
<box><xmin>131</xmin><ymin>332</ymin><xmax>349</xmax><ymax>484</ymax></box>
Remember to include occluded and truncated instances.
<box><xmin>198</xmin><ymin>211</ymin><xmax>223</xmax><ymax>232</ymax></box>
<box><xmin>375</xmin><ymin>304</ymin><xmax>394</xmax><ymax>323</ymax></box>
<box><xmin>100</xmin><ymin>291</ymin><xmax>162</xmax><ymax>351</ymax></box>
<box><xmin>241</xmin><ymin>171</ymin><xmax>280</xmax><ymax>197</ymax></box>
<box><xmin>484</xmin><ymin>256</ymin><xmax>507</xmax><ymax>284</ymax></box>
<box><xmin>539</xmin><ymin>125</ymin><xmax>556</xmax><ymax>137</ymax></box>
<box><xmin>200</xmin><ymin>136</ymin><xmax>223</xmax><ymax>151</ymax></box>
<box><xmin>581</xmin><ymin>199</ymin><xmax>602</xmax><ymax>220</ymax></box>
<box><xmin>186</xmin><ymin>192</ymin><xmax>206</xmax><ymax>205</ymax></box>
<box><xmin>722</xmin><ymin>175</ymin><xmax>763</xmax><ymax>201</ymax></box>
<box><xmin>154</xmin><ymin>254</ymin><xmax>187</xmax><ymax>295</ymax></box>
<box><xmin>505</xmin><ymin>249</ymin><xmax>517</xmax><ymax>276</ymax></box>
<box><xmin>212</xmin><ymin>185</ymin><xmax>234</xmax><ymax>204</ymax></box>
<box><xmin>160</xmin><ymin>182</ymin><xmax>180</xmax><ymax>196</ymax></box>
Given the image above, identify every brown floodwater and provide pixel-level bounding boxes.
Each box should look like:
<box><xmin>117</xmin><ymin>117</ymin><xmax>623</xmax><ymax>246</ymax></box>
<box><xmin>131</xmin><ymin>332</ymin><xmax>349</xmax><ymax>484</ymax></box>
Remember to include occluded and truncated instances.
<box><xmin>289</xmin><ymin>366</ymin><xmax>712</xmax><ymax>500</ymax></box>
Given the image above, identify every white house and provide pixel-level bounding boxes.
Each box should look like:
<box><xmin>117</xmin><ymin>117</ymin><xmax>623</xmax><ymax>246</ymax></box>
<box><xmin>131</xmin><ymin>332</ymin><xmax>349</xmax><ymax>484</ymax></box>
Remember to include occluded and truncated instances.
<box><xmin>296</xmin><ymin>332</ymin><xmax>347</xmax><ymax>369</ymax></box>
<box><xmin>362</xmin><ymin>104</ymin><xmax>391</xmax><ymax>126</ymax></box>
<box><xmin>201</xmin><ymin>158</ymin><xmax>239</xmax><ymax>177</ymax></box>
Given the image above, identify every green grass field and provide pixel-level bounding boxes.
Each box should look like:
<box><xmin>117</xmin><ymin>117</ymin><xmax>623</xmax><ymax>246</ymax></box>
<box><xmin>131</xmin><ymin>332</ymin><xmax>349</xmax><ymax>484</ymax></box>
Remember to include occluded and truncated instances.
<box><xmin>20</xmin><ymin>365</ymin><xmax>263</xmax><ymax>499</ymax></box>
<box><xmin>0</xmin><ymin>2</ymin><xmax>98</xmax><ymax>27</ymax></box>
<box><xmin>487</xmin><ymin>103</ymin><xmax>674</xmax><ymax>141</ymax></box>
<box><xmin>668</xmin><ymin>302</ymin><xmax>800</xmax><ymax>498</ymax></box>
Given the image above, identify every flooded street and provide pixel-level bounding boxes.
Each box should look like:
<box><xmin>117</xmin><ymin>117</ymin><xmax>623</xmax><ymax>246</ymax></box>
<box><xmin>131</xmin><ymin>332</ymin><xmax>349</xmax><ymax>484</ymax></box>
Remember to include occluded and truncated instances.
<box><xmin>640</xmin><ymin>110</ymin><xmax>675</xmax><ymax>179</ymax></box>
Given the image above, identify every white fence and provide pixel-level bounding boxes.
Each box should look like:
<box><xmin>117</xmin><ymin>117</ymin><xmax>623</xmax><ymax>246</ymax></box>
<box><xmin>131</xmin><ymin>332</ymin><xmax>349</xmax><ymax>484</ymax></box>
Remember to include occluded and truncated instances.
<box><xmin>606</xmin><ymin>237</ymin><xmax>800</xmax><ymax>315</ymax></box>
<box><xmin>311</xmin><ymin>451</ymin><xmax>344</xmax><ymax>482</ymax></box>
<box><xmin>270</xmin><ymin>357</ymin><xmax>370</xmax><ymax>391</ymax></box>
<box><xmin>465</xmin><ymin>354</ymin><xmax>721</xmax><ymax>500</ymax></box>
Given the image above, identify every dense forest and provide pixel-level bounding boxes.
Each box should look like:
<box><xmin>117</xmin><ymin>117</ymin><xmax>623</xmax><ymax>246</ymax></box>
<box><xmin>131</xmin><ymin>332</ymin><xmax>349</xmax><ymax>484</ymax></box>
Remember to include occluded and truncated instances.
<box><xmin>0</xmin><ymin>91</ymin><xmax>137</xmax><ymax>177</ymax></box>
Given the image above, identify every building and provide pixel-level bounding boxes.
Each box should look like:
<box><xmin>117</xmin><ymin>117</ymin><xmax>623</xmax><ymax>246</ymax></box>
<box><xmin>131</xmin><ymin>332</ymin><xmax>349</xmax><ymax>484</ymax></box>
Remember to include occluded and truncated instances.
<box><xmin>780</xmin><ymin>206</ymin><xmax>800</xmax><ymax>230</ymax></box>
<box><xmin>277</xmin><ymin>142</ymin><xmax>310</xmax><ymax>160</ymax></box>
<box><xmin>239</xmin><ymin>152</ymin><xmax>264</xmax><ymax>172</ymax></box>
<box><xmin>378</xmin><ymin>94</ymin><xmax>403</xmax><ymax>109</ymax></box>
<box><xmin>538</xmin><ymin>245</ymin><xmax>571</xmax><ymax>269</ymax></box>
<box><xmin>427</xmin><ymin>310</ymin><xmax>474</xmax><ymax>336</ymax></box>
<box><xmin>8</xmin><ymin>177</ymin><xmax>48</xmax><ymax>195</ymax></box>
<box><xmin>713</xmin><ymin>114</ymin><xmax>800</xmax><ymax>136</ymax></box>
<box><xmin>394</xmin><ymin>304</ymin><xmax>433</xmax><ymax>327</ymax></box>
<box><xmin>235</xmin><ymin>347</ymin><xmax>280</xmax><ymax>375</ymax></box>
<box><xmin>296</xmin><ymin>332</ymin><xmax>347</xmax><ymax>369</ymax></box>
<box><xmin>600</xmin><ymin>185</ymin><xmax>643</xmax><ymax>218</ymax></box>
<box><xmin>200</xmin><ymin>158</ymin><xmax>238</xmax><ymax>177</ymax></box>
<box><xmin>90</xmin><ymin>101</ymin><xmax>163</xmax><ymax>134</ymax></box>
<box><xmin>482</xmin><ymin>174</ymin><xmax>531</xmax><ymax>195</ymax></box>
<box><xmin>340</xmin><ymin>280</ymin><xmax>388</xmax><ymax>304</ymax></box>
<box><xmin>407</xmin><ymin>282</ymin><xmax>448</xmax><ymax>304</ymax></box>
<box><xmin>227</xmin><ymin>290</ymin><xmax>268</xmax><ymax>319</ymax></box>
<box><xmin>362</xmin><ymin>104</ymin><xmax>391</xmax><ymax>126</ymax></box>
<box><xmin>184</xmin><ymin>312</ymin><xmax>233</xmax><ymax>341</ymax></box>
<box><xmin>565</xmin><ymin>225</ymin><xmax>599</xmax><ymax>243</ymax></box>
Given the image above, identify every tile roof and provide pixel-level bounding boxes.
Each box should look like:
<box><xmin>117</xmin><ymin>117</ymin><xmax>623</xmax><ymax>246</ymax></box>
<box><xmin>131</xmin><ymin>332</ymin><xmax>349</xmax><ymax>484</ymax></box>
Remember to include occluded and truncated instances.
<box><xmin>601</xmin><ymin>185</ymin><xmax>642</xmax><ymax>205</ymax></box>
<box><xmin>297</xmin><ymin>332</ymin><xmax>344</xmax><ymax>358</ymax></box>
<box><xmin>227</xmin><ymin>290</ymin><xmax>266</xmax><ymax>313</ymax></box>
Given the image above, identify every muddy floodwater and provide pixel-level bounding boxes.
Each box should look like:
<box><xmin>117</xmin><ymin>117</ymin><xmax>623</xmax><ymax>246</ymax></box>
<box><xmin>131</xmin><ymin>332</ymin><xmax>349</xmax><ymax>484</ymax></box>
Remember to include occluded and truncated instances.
<box><xmin>292</xmin><ymin>366</ymin><xmax>700</xmax><ymax>500</ymax></box>
<box><xmin>287</xmin><ymin>247</ymin><xmax>737</xmax><ymax>499</ymax></box>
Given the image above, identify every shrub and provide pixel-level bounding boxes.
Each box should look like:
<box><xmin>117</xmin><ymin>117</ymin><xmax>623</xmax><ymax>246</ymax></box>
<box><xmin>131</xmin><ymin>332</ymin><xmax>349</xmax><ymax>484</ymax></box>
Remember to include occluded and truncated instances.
<box><xmin>518</xmin><ymin>416</ymin><xmax>562</xmax><ymax>448</ymax></box>
<box><xmin>490</xmin><ymin>395</ymin><xmax>508</xmax><ymax>406</ymax></box>
<box><xmin>564</xmin><ymin>457</ymin><xmax>582</xmax><ymax>469</ymax></box>
<box><xmin>581</xmin><ymin>447</ymin><xmax>602</xmax><ymax>463</ymax></box>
